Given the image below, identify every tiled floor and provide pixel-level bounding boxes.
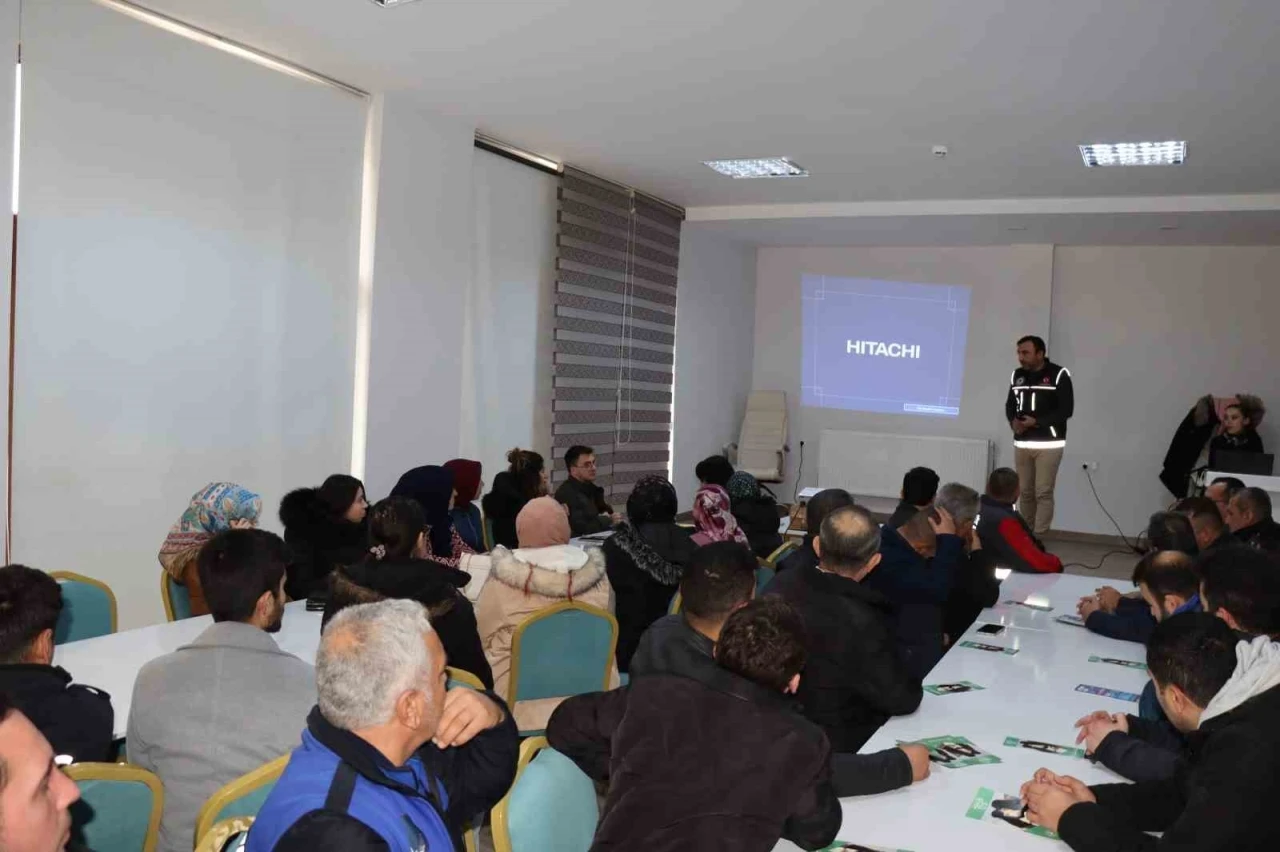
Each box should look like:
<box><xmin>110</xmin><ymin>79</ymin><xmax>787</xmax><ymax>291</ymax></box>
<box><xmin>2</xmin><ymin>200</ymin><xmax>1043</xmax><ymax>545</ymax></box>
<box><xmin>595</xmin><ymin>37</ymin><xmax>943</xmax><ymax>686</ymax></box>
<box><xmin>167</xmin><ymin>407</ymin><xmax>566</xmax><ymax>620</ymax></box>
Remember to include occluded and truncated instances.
<box><xmin>1045</xmin><ymin>536</ymin><xmax>1142</xmax><ymax>583</ymax></box>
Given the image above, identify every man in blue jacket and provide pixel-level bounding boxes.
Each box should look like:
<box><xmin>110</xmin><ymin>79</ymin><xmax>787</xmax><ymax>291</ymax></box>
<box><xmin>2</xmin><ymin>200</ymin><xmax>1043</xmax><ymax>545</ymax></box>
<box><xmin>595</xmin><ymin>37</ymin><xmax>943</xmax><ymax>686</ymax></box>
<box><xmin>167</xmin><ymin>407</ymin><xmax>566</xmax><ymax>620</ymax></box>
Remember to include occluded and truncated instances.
<box><xmin>248</xmin><ymin>599</ymin><xmax>519</xmax><ymax>852</ymax></box>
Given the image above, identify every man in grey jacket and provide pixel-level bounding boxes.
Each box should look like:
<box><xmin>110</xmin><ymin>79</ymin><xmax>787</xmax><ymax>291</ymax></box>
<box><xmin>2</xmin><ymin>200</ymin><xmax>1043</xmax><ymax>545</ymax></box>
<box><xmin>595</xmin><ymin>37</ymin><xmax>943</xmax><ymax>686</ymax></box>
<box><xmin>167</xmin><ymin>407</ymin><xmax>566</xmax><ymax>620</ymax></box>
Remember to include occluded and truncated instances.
<box><xmin>127</xmin><ymin>529</ymin><xmax>315</xmax><ymax>852</ymax></box>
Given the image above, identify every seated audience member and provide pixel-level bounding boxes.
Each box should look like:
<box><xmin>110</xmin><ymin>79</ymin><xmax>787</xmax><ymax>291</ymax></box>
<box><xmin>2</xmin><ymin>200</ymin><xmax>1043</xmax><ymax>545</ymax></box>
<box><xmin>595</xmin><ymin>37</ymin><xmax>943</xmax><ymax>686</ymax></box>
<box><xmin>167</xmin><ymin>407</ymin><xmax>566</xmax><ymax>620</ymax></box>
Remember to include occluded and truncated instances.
<box><xmin>482</xmin><ymin>448</ymin><xmax>548</xmax><ymax>549</ymax></box>
<box><xmin>325</xmin><ymin>497</ymin><xmax>492</xmax><ymax>689</ymax></box>
<box><xmin>130</xmin><ymin>530</ymin><xmax>315</xmax><ymax>852</ymax></box>
<box><xmin>158</xmin><ymin>482</ymin><xmax>261</xmax><ymax>617</ymax></box>
<box><xmin>765</xmin><ymin>506</ymin><xmax>922</xmax><ymax>751</ymax></box>
<box><xmin>1021</xmin><ymin>613</ymin><xmax>1280</xmax><ymax>850</ymax></box>
<box><xmin>0</xmin><ymin>693</ymin><xmax>83</xmax><ymax>852</ymax></box>
<box><xmin>776</xmin><ymin>488</ymin><xmax>854</xmax><ymax>574</ymax></box>
<box><xmin>866</xmin><ymin>498</ymin><xmax>967</xmax><ymax>680</ymax></box>
<box><xmin>554</xmin><ymin>445</ymin><xmax>619</xmax><ymax>537</ymax></box>
<box><xmin>0</xmin><ymin>565</ymin><xmax>113</xmax><ymax>762</ymax></box>
<box><xmin>1174</xmin><ymin>495</ymin><xmax>1232</xmax><ymax>552</ymax></box>
<box><xmin>390</xmin><ymin>466</ymin><xmax>489</xmax><ymax>583</ymax></box>
<box><xmin>444</xmin><ymin>458</ymin><xmax>486</xmax><ymax>551</ymax></box>
<box><xmin>279</xmin><ymin>474</ymin><xmax>369</xmax><ymax>601</ymax></box>
<box><xmin>1145</xmin><ymin>510</ymin><xmax>1200</xmax><ymax>555</ymax></box>
<box><xmin>475</xmin><ymin>497</ymin><xmax>612</xmax><ymax>729</ymax></box>
<box><xmin>547</xmin><ymin>598</ymin><xmax>843</xmax><ymax>851</ymax></box>
<box><xmin>694</xmin><ymin>454</ymin><xmax>735</xmax><ymax>488</ymax></box>
<box><xmin>936</xmin><ymin>484</ymin><xmax>1002</xmax><ymax>641</ymax></box>
<box><xmin>603</xmin><ymin>476</ymin><xmax>697</xmax><ymax>673</ymax></box>
<box><xmin>1199</xmin><ymin>545</ymin><xmax>1280</xmax><ymax>638</ymax></box>
<box><xmin>726</xmin><ymin>471</ymin><xmax>785</xmax><ymax>559</ymax></box>
<box><xmin>1205</xmin><ymin>475</ymin><xmax>1246</xmax><ymax>516</ymax></box>
<box><xmin>690</xmin><ymin>484</ymin><xmax>750</xmax><ymax>547</ymax></box>
<box><xmin>247</xmin><ymin>600</ymin><xmax>519</xmax><ymax>852</ymax></box>
<box><xmin>977</xmin><ymin>467</ymin><xmax>1064</xmax><ymax>573</ymax></box>
<box><xmin>1225</xmin><ymin>486</ymin><xmax>1280</xmax><ymax>552</ymax></box>
<box><xmin>887</xmin><ymin>467</ymin><xmax>940</xmax><ymax>529</ymax></box>
<box><xmin>1209</xmin><ymin>401</ymin><xmax>1265</xmax><ymax>456</ymax></box>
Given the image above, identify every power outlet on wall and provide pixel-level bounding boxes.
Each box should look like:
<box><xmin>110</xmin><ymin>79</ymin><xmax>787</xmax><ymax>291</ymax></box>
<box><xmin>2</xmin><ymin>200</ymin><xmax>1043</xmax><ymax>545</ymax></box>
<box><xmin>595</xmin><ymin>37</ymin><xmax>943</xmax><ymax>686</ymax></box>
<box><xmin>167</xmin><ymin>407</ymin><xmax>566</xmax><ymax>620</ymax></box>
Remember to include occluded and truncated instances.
<box><xmin>1080</xmin><ymin>461</ymin><xmax>1099</xmax><ymax>471</ymax></box>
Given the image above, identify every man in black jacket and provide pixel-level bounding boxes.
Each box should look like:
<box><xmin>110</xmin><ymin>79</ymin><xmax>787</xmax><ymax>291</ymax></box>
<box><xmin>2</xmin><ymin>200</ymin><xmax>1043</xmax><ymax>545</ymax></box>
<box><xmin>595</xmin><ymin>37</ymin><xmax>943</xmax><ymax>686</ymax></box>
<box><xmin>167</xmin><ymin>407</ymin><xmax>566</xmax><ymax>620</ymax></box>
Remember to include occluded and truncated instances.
<box><xmin>765</xmin><ymin>505</ymin><xmax>922</xmax><ymax>751</ymax></box>
<box><xmin>886</xmin><ymin>467</ymin><xmax>939</xmax><ymax>529</ymax></box>
<box><xmin>776</xmin><ymin>488</ymin><xmax>854</xmax><ymax>575</ymax></box>
<box><xmin>1173</xmin><ymin>495</ymin><xmax>1233</xmax><ymax>552</ymax></box>
<box><xmin>1006</xmin><ymin>334</ymin><xmax>1074</xmax><ymax>536</ymax></box>
<box><xmin>554</xmin><ymin>445</ymin><xmax>619</xmax><ymax>537</ymax></box>
<box><xmin>1225</xmin><ymin>487</ymin><xmax>1280</xmax><ymax>552</ymax></box>
<box><xmin>0</xmin><ymin>565</ymin><xmax>114</xmax><ymax>763</ymax></box>
<box><xmin>1022</xmin><ymin>612</ymin><xmax>1280</xmax><ymax>851</ymax></box>
<box><xmin>548</xmin><ymin>597</ymin><xmax>842</xmax><ymax>852</ymax></box>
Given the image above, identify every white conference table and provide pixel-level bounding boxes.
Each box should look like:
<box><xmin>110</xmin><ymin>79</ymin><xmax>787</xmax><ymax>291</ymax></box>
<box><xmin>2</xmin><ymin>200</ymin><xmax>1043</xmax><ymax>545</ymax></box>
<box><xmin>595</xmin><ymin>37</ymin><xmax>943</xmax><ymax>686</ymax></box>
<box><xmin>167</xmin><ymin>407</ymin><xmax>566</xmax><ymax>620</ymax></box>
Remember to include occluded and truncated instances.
<box><xmin>1205</xmin><ymin>469</ymin><xmax>1280</xmax><ymax>505</ymax></box>
<box><xmin>53</xmin><ymin>601</ymin><xmax>323</xmax><ymax>739</ymax></box>
<box><xmin>776</xmin><ymin>572</ymin><xmax>1149</xmax><ymax>852</ymax></box>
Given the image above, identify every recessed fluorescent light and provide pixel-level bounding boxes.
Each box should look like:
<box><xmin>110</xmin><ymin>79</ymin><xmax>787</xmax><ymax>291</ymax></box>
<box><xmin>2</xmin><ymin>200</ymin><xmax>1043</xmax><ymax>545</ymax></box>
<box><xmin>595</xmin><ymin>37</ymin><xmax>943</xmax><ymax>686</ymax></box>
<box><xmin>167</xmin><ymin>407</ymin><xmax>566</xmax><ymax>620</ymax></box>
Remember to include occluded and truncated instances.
<box><xmin>1079</xmin><ymin>141</ymin><xmax>1186</xmax><ymax>167</ymax></box>
<box><xmin>703</xmin><ymin>157</ymin><xmax>808</xmax><ymax>179</ymax></box>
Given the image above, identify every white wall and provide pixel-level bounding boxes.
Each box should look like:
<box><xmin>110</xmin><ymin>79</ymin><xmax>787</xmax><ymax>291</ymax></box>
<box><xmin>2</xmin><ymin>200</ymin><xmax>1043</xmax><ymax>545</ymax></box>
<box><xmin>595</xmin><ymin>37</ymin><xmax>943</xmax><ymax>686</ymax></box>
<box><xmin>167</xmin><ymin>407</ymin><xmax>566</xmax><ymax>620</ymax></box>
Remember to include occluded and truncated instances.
<box><xmin>362</xmin><ymin>94</ymin><xmax>475</xmax><ymax>499</ymax></box>
<box><xmin>460</xmin><ymin>150</ymin><xmax>557</xmax><ymax>484</ymax></box>
<box><xmin>1050</xmin><ymin>246</ymin><xmax>1280</xmax><ymax>536</ymax></box>
<box><xmin>671</xmin><ymin>227</ymin><xmax>758</xmax><ymax>507</ymax></box>
<box><xmin>753</xmin><ymin>246</ymin><xmax>1053</xmax><ymax>501</ymax></box>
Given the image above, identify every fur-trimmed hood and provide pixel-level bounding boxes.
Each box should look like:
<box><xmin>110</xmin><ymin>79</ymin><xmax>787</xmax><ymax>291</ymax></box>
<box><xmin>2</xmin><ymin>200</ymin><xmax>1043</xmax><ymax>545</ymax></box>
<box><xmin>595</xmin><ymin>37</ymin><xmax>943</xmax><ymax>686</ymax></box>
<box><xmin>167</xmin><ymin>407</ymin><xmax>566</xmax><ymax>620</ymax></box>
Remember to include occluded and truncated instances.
<box><xmin>488</xmin><ymin>545</ymin><xmax>607</xmax><ymax>600</ymax></box>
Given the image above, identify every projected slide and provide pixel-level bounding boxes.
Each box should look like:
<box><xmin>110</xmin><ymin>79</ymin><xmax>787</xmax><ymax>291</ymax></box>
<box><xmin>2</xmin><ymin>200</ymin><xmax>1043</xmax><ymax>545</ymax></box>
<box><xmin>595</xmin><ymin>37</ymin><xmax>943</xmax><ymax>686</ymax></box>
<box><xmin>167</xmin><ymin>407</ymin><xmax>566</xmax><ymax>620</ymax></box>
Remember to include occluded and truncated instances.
<box><xmin>801</xmin><ymin>275</ymin><xmax>971</xmax><ymax>417</ymax></box>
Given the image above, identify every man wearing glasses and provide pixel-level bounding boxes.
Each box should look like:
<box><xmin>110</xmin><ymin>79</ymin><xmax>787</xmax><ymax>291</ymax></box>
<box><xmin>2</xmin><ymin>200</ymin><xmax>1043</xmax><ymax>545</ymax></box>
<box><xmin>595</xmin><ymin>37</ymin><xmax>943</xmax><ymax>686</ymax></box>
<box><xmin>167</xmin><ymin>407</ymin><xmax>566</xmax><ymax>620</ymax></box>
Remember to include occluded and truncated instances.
<box><xmin>555</xmin><ymin>445</ymin><xmax>622</xmax><ymax>537</ymax></box>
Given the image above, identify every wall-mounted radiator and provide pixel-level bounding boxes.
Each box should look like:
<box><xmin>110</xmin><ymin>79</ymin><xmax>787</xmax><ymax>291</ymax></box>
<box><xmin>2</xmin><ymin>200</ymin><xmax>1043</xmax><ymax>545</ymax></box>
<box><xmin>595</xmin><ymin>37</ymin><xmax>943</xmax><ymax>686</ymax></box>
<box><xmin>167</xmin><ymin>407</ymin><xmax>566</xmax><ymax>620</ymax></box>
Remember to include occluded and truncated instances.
<box><xmin>818</xmin><ymin>430</ymin><xmax>993</xmax><ymax>498</ymax></box>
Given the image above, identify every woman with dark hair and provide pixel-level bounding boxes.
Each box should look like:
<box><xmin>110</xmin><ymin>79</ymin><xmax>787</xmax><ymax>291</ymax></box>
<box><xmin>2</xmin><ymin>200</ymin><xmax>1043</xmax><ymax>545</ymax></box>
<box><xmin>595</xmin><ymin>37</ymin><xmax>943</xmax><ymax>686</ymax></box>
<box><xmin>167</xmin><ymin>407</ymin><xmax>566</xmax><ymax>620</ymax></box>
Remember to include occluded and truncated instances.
<box><xmin>323</xmin><ymin>496</ymin><xmax>493</xmax><ymax>688</ymax></box>
<box><xmin>603</xmin><ymin>475</ymin><xmax>697</xmax><ymax>672</ymax></box>
<box><xmin>444</xmin><ymin>458</ymin><xmax>485</xmax><ymax>551</ymax></box>
<box><xmin>725</xmin><ymin>471</ymin><xmax>785</xmax><ymax>559</ymax></box>
<box><xmin>482</xmin><ymin>448</ymin><xmax>548</xmax><ymax>550</ymax></box>
<box><xmin>1210</xmin><ymin>402</ymin><xmax>1265</xmax><ymax>457</ymax></box>
<box><xmin>279</xmin><ymin>474</ymin><xmax>370</xmax><ymax>600</ymax></box>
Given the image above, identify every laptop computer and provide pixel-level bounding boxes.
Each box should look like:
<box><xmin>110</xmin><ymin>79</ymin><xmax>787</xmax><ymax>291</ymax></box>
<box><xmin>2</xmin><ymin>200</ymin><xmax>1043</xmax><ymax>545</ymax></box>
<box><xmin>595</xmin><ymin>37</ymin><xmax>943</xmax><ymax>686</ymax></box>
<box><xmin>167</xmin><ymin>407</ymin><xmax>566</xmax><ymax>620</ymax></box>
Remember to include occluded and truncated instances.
<box><xmin>1210</xmin><ymin>449</ymin><xmax>1275</xmax><ymax>476</ymax></box>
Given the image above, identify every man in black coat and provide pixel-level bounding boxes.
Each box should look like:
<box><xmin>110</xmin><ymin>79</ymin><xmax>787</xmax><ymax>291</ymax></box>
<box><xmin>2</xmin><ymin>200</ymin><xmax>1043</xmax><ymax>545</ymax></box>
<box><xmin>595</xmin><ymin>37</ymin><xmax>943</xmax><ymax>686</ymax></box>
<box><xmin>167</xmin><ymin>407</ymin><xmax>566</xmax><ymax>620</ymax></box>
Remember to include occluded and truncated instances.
<box><xmin>548</xmin><ymin>597</ymin><xmax>842</xmax><ymax>852</ymax></box>
<box><xmin>1225</xmin><ymin>487</ymin><xmax>1280</xmax><ymax>553</ymax></box>
<box><xmin>886</xmin><ymin>467</ymin><xmax>939</xmax><ymax>529</ymax></box>
<box><xmin>765</xmin><ymin>505</ymin><xmax>922</xmax><ymax>752</ymax></box>
<box><xmin>1021</xmin><ymin>613</ymin><xmax>1280</xmax><ymax>851</ymax></box>
<box><xmin>0</xmin><ymin>565</ymin><xmax>114</xmax><ymax>763</ymax></box>
<box><xmin>554</xmin><ymin>445</ymin><xmax>619</xmax><ymax>537</ymax></box>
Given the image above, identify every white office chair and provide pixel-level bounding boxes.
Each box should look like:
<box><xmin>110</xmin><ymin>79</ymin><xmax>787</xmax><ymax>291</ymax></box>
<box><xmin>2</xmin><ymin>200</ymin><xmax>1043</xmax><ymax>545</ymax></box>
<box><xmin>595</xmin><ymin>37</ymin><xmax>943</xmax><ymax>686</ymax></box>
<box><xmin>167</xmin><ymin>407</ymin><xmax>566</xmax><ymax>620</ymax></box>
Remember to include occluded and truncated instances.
<box><xmin>725</xmin><ymin>391</ymin><xmax>789</xmax><ymax>483</ymax></box>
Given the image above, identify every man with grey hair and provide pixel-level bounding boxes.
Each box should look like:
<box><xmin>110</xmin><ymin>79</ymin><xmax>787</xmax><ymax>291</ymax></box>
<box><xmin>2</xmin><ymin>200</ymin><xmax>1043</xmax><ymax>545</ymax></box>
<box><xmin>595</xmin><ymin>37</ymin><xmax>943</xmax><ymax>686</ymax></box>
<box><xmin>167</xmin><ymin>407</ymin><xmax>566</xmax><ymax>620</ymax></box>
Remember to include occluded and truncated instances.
<box><xmin>1225</xmin><ymin>487</ymin><xmax>1280</xmax><ymax>552</ymax></box>
<box><xmin>936</xmin><ymin>483</ymin><xmax>1002</xmax><ymax>642</ymax></box>
<box><xmin>247</xmin><ymin>600</ymin><xmax>518</xmax><ymax>852</ymax></box>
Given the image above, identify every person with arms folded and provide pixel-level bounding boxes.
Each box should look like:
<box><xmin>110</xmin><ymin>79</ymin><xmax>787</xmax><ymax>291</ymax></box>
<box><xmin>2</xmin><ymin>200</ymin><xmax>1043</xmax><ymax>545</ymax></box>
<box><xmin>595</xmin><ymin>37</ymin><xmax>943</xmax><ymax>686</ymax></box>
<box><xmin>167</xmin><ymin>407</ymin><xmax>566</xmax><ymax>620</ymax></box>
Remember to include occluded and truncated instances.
<box><xmin>130</xmin><ymin>529</ymin><xmax>315</xmax><ymax>852</ymax></box>
<box><xmin>1224</xmin><ymin>487</ymin><xmax>1280</xmax><ymax>552</ymax></box>
<box><xmin>886</xmin><ymin>467</ymin><xmax>939</xmax><ymax>529</ymax></box>
<box><xmin>548</xmin><ymin>597</ymin><xmax>843</xmax><ymax>852</ymax></box>
<box><xmin>554</xmin><ymin>445</ymin><xmax>620</xmax><ymax>537</ymax></box>
<box><xmin>1006</xmin><ymin>335</ymin><xmax>1074</xmax><ymax>536</ymax></box>
<box><xmin>247</xmin><ymin>600</ymin><xmax>519</xmax><ymax>852</ymax></box>
<box><xmin>1021</xmin><ymin>612</ymin><xmax>1280</xmax><ymax>852</ymax></box>
<box><xmin>0</xmin><ymin>693</ymin><xmax>84</xmax><ymax>852</ymax></box>
<box><xmin>765</xmin><ymin>506</ymin><xmax>922</xmax><ymax>751</ymax></box>
<box><xmin>725</xmin><ymin>471</ymin><xmax>785</xmax><ymax>559</ymax></box>
<box><xmin>0</xmin><ymin>565</ymin><xmax>113</xmax><ymax>763</ymax></box>
<box><xmin>775</xmin><ymin>488</ymin><xmax>854</xmax><ymax>574</ymax></box>
<box><xmin>976</xmin><ymin>467</ymin><xmax>1063</xmax><ymax>573</ymax></box>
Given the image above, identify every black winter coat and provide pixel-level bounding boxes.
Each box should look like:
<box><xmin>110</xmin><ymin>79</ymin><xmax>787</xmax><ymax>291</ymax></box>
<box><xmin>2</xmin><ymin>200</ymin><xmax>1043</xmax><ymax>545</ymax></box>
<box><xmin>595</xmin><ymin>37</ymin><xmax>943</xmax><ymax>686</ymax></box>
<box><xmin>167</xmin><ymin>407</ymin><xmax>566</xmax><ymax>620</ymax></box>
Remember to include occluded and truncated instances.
<box><xmin>481</xmin><ymin>472</ymin><xmax>530</xmax><ymax>550</ymax></box>
<box><xmin>0</xmin><ymin>664</ymin><xmax>114</xmax><ymax>762</ymax></box>
<box><xmin>547</xmin><ymin>664</ymin><xmax>842</xmax><ymax>851</ymax></box>
<box><xmin>1059</xmin><ymin>682</ymin><xmax>1280</xmax><ymax>852</ymax></box>
<box><xmin>730</xmin><ymin>495</ymin><xmax>784</xmax><ymax>559</ymax></box>
<box><xmin>1159</xmin><ymin>396</ymin><xmax>1218</xmax><ymax>498</ymax></box>
<box><xmin>603</xmin><ymin>522</ymin><xmax>697</xmax><ymax>673</ymax></box>
<box><xmin>764</xmin><ymin>562</ymin><xmax>922</xmax><ymax>752</ymax></box>
<box><xmin>280</xmin><ymin>488</ymin><xmax>368</xmax><ymax>601</ymax></box>
<box><xmin>554</xmin><ymin>477</ymin><xmax>614</xmax><ymax>537</ymax></box>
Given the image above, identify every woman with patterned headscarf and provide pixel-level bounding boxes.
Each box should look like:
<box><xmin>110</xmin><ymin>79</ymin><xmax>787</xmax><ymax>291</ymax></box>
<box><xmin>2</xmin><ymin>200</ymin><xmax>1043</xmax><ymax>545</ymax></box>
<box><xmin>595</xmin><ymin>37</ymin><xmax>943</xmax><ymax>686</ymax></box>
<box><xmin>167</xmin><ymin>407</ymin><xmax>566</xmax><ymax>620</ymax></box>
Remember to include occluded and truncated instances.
<box><xmin>159</xmin><ymin>482</ymin><xmax>262</xmax><ymax>616</ymax></box>
<box><xmin>726</xmin><ymin>471</ymin><xmax>785</xmax><ymax>560</ymax></box>
<box><xmin>602</xmin><ymin>475</ymin><xmax>696</xmax><ymax>672</ymax></box>
<box><xmin>691</xmin><ymin>485</ymin><xmax>749</xmax><ymax>547</ymax></box>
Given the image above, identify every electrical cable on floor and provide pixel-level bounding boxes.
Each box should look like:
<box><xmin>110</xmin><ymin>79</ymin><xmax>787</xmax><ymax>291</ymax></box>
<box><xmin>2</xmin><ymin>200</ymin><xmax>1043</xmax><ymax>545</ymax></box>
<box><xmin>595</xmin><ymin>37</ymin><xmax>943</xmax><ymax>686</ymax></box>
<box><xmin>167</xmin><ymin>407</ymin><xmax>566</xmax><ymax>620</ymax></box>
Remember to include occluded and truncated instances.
<box><xmin>1084</xmin><ymin>467</ymin><xmax>1144</xmax><ymax>554</ymax></box>
<box><xmin>1062</xmin><ymin>549</ymin><xmax>1137</xmax><ymax>573</ymax></box>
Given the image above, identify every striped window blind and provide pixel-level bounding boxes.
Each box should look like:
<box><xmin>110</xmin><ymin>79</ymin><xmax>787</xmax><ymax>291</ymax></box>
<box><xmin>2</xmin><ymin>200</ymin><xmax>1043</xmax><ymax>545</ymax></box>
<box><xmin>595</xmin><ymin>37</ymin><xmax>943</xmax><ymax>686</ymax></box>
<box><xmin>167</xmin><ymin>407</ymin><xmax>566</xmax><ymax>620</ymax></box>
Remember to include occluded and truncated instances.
<box><xmin>551</xmin><ymin>167</ymin><xmax>684</xmax><ymax>507</ymax></box>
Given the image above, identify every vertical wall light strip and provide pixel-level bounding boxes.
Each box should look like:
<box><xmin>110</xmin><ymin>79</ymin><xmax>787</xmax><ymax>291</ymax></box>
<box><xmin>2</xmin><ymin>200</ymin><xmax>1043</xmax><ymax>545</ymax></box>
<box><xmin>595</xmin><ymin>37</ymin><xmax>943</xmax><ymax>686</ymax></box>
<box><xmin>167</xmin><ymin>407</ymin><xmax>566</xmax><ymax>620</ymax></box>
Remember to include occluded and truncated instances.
<box><xmin>5</xmin><ymin>56</ymin><xmax>19</xmax><ymax>562</ymax></box>
<box><xmin>349</xmin><ymin>94</ymin><xmax>382</xmax><ymax>481</ymax></box>
<box><xmin>9</xmin><ymin>60</ymin><xmax>16</xmax><ymax>214</ymax></box>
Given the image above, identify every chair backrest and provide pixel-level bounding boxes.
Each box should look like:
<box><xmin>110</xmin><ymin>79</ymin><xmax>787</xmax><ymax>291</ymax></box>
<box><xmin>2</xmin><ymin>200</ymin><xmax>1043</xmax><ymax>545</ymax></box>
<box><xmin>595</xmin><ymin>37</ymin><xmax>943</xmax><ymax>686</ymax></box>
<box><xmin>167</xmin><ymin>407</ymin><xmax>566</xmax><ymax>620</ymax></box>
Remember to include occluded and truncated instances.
<box><xmin>737</xmin><ymin>391</ymin><xmax>788</xmax><ymax>481</ymax></box>
<box><xmin>51</xmin><ymin>572</ymin><xmax>118</xmax><ymax>643</ymax></box>
<box><xmin>161</xmin><ymin>571</ymin><xmax>194</xmax><ymax>622</ymax></box>
<box><xmin>195</xmin><ymin>817</ymin><xmax>254</xmax><ymax>852</ymax></box>
<box><xmin>508</xmin><ymin>602</ymin><xmax>617</xmax><ymax>705</ymax></box>
<box><xmin>754</xmin><ymin>565</ymin><xmax>776</xmax><ymax>596</ymax></box>
<box><xmin>483</xmin><ymin>513</ymin><xmax>496</xmax><ymax>552</ymax></box>
<box><xmin>66</xmin><ymin>763</ymin><xmax>163</xmax><ymax>852</ymax></box>
<box><xmin>446</xmin><ymin>666</ymin><xmax>485</xmax><ymax>690</ymax></box>
<box><xmin>194</xmin><ymin>755</ymin><xmax>289</xmax><ymax>847</ymax></box>
<box><xmin>763</xmin><ymin>540</ymin><xmax>798</xmax><ymax>567</ymax></box>
<box><xmin>491</xmin><ymin>737</ymin><xmax>598</xmax><ymax>852</ymax></box>
<box><xmin>668</xmin><ymin>590</ymin><xmax>682</xmax><ymax>615</ymax></box>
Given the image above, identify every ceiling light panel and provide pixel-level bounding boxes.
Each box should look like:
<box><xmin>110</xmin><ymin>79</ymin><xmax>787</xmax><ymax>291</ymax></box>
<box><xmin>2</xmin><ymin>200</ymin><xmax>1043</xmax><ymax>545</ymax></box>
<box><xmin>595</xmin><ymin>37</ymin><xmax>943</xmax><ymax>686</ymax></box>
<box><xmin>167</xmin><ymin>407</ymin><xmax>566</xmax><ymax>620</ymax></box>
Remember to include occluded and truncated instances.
<box><xmin>1079</xmin><ymin>141</ymin><xmax>1186</xmax><ymax>167</ymax></box>
<box><xmin>703</xmin><ymin>157</ymin><xmax>808</xmax><ymax>179</ymax></box>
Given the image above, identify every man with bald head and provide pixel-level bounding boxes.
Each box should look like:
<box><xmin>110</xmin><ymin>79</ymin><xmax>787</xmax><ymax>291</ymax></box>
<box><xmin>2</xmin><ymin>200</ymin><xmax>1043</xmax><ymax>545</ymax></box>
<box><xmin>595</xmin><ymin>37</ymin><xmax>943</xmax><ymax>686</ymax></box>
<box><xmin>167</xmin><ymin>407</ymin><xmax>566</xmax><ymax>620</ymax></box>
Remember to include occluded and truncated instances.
<box><xmin>765</xmin><ymin>505</ymin><xmax>922</xmax><ymax>752</ymax></box>
<box><xmin>248</xmin><ymin>600</ymin><xmax>518</xmax><ymax>852</ymax></box>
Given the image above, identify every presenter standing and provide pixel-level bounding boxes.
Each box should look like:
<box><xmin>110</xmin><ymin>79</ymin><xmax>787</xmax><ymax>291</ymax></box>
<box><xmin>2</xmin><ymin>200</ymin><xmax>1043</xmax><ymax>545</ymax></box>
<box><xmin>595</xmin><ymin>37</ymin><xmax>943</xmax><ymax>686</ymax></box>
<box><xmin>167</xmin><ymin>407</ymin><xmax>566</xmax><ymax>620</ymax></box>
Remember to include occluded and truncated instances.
<box><xmin>1005</xmin><ymin>335</ymin><xmax>1074</xmax><ymax>536</ymax></box>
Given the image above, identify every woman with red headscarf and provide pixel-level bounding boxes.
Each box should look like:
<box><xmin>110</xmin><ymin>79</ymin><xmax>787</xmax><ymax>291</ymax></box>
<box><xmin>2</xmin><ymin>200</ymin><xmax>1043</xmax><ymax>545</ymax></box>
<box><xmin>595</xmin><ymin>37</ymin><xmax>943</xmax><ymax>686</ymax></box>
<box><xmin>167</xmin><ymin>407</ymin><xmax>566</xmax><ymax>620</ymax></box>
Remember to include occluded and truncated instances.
<box><xmin>445</xmin><ymin>459</ymin><xmax>485</xmax><ymax>551</ymax></box>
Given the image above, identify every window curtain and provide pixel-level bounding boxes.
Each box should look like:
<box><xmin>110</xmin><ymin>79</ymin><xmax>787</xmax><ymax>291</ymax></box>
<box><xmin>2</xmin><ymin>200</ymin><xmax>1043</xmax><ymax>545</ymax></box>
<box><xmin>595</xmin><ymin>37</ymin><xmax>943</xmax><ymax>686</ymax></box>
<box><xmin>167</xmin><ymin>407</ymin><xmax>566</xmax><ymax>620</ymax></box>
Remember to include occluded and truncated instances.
<box><xmin>551</xmin><ymin>167</ymin><xmax>684</xmax><ymax>507</ymax></box>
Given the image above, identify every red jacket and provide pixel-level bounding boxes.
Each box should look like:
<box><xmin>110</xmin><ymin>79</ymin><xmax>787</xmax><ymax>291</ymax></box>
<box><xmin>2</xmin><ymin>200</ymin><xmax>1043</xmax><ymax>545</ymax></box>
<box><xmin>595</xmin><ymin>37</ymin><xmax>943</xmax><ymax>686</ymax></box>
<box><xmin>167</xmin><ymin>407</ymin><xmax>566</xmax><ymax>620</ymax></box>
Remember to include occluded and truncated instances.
<box><xmin>976</xmin><ymin>495</ymin><xmax>1063</xmax><ymax>574</ymax></box>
